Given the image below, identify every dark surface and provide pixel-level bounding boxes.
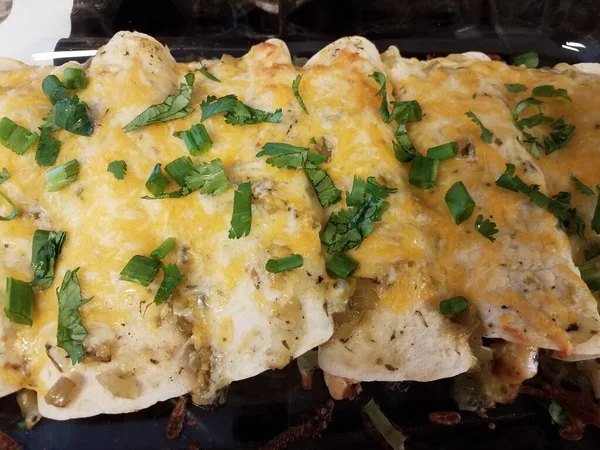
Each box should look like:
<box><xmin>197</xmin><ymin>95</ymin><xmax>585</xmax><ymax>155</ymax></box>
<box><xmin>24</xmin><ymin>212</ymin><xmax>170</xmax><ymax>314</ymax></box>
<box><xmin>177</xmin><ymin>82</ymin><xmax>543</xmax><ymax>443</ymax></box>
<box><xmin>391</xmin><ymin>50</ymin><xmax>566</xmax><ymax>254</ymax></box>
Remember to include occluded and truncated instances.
<box><xmin>3</xmin><ymin>0</ymin><xmax>600</xmax><ymax>449</ymax></box>
<box><xmin>1</xmin><ymin>363</ymin><xmax>600</xmax><ymax>449</ymax></box>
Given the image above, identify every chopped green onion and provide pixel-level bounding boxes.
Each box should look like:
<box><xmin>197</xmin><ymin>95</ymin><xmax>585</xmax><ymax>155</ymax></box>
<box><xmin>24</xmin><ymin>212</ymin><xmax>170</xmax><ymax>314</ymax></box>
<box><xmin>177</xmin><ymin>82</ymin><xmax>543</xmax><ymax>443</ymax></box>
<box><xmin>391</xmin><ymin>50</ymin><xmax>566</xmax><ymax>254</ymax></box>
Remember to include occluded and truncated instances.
<box><xmin>165</xmin><ymin>156</ymin><xmax>194</xmax><ymax>187</ymax></box>
<box><xmin>472</xmin><ymin>93</ymin><xmax>477</xmax><ymax>99</ymax></box>
<box><xmin>257</xmin><ymin>142</ymin><xmax>310</xmax><ymax>170</ymax></box>
<box><xmin>465</xmin><ymin>111</ymin><xmax>493</xmax><ymax>144</ymax></box>
<box><xmin>119</xmin><ymin>255</ymin><xmax>161</xmax><ymax>287</ymax></box>
<box><xmin>51</xmin><ymin>96</ymin><xmax>94</xmax><ymax>136</ymax></box>
<box><xmin>196</xmin><ymin>66</ymin><xmax>220</xmax><ymax>83</ymax></box>
<box><xmin>569</xmin><ymin>173</ymin><xmax>594</xmax><ymax>195</ymax></box>
<box><xmin>304</xmin><ymin>162</ymin><xmax>342</xmax><ymax>208</ymax></box>
<box><xmin>409</xmin><ymin>154</ymin><xmax>439</xmax><ymax>189</ymax></box>
<box><xmin>201</xmin><ymin>94</ymin><xmax>282</xmax><ymax>125</ymax></box>
<box><xmin>4</xmin><ymin>277</ymin><xmax>33</xmax><ymax>326</ymax></box>
<box><xmin>31</xmin><ymin>230</ymin><xmax>67</xmax><ymax>290</ymax></box>
<box><xmin>46</xmin><ymin>159</ymin><xmax>80</xmax><ymax>192</ymax></box>
<box><xmin>266</xmin><ymin>254</ymin><xmax>304</xmax><ymax>274</ymax></box>
<box><xmin>35</xmin><ymin>128</ymin><xmax>60</xmax><ymax>167</ymax></box>
<box><xmin>62</xmin><ymin>68</ymin><xmax>87</xmax><ymax>90</ymax></box>
<box><xmin>369</xmin><ymin>71</ymin><xmax>389</xmax><ymax>122</ymax></box>
<box><xmin>0</xmin><ymin>168</ymin><xmax>8</xmax><ymax>185</ymax></box>
<box><xmin>107</xmin><ymin>160</ymin><xmax>127</xmax><ymax>180</ymax></box>
<box><xmin>145</xmin><ymin>163</ymin><xmax>170</xmax><ymax>196</ymax></box>
<box><xmin>184</xmin><ymin>159</ymin><xmax>229</xmax><ymax>195</ymax></box>
<box><xmin>593</xmin><ymin>185</ymin><xmax>600</xmax><ymax>235</ymax></box>
<box><xmin>445</xmin><ymin>182</ymin><xmax>475</xmax><ymax>224</ymax></box>
<box><xmin>544</xmin><ymin>118</ymin><xmax>575</xmax><ymax>154</ymax></box>
<box><xmin>475</xmin><ymin>214</ymin><xmax>499</xmax><ymax>242</ymax></box>
<box><xmin>229</xmin><ymin>182</ymin><xmax>252</xmax><ymax>239</ymax></box>
<box><xmin>326</xmin><ymin>253</ymin><xmax>359</xmax><ymax>279</ymax></box>
<box><xmin>532</xmin><ymin>85</ymin><xmax>571</xmax><ymax>101</ymax></box>
<box><xmin>293</xmin><ymin>74</ymin><xmax>309</xmax><ymax>115</ymax></box>
<box><xmin>579</xmin><ymin>261</ymin><xmax>599</xmax><ymax>293</ymax></box>
<box><xmin>439</xmin><ymin>296</ymin><xmax>469</xmax><ymax>316</ymax></box>
<box><xmin>123</xmin><ymin>74</ymin><xmax>194</xmax><ymax>132</ymax></box>
<box><xmin>0</xmin><ymin>190</ymin><xmax>19</xmax><ymax>221</ymax></box>
<box><xmin>56</xmin><ymin>268</ymin><xmax>91</xmax><ymax>364</ymax></box>
<box><xmin>0</xmin><ymin>117</ymin><xmax>38</xmax><ymax>155</ymax></box>
<box><xmin>426</xmin><ymin>142</ymin><xmax>458</xmax><ymax>161</ymax></box>
<box><xmin>174</xmin><ymin>123</ymin><xmax>213</xmax><ymax>156</ymax></box>
<box><xmin>513</xmin><ymin>51</ymin><xmax>539</xmax><ymax>68</ymax></box>
<box><xmin>363</xmin><ymin>399</ymin><xmax>405</xmax><ymax>450</ymax></box>
<box><xmin>506</xmin><ymin>83</ymin><xmax>527</xmax><ymax>93</ymax></box>
<box><xmin>365</xmin><ymin>177</ymin><xmax>397</xmax><ymax>199</ymax></box>
<box><xmin>150</xmin><ymin>237</ymin><xmax>176</xmax><ymax>260</ymax></box>
<box><xmin>42</xmin><ymin>75</ymin><xmax>68</xmax><ymax>104</ymax></box>
<box><xmin>154</xmin><ymin>264</ymin><xmax>182</xmax><ymax>305</ymax></box>
<box><xmin>548</xmin><ymin>401</ymin><xmax>568</xmax><ymax>427</ymax></box>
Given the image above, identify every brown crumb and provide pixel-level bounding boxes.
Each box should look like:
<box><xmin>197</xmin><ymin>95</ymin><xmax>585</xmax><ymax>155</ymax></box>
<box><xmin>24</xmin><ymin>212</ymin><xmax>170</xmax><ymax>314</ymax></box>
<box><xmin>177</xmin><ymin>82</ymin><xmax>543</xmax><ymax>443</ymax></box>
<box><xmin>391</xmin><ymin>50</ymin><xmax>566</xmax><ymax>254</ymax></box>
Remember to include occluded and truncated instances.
<box><xmin>476</xmin><ymin>409</ymin><xmax>488</xmax><ymax>419</ymax></box>
<box><xmin>187</xmin><ymin>418</ymin><xmax>197</xmax><ymax>427</ymax></box>
<box><xmin>428</xmin><ymin>411</ymin><xmax>461</xmax><ymax>426</ymax></box>
<box><xmin>189</xmin><ymin>443</ymin><xmax>200</xmax><ymax>450</ymax></box>
<box><xmin>166</xmin><ymin>396</ymin><xmax>187</xmax><ymax>440</ymax></box>
<box><xmin>260</xmin><ymin>400</ymin><xmax>334</xmax><ymax>450</ymax></box>
<box><xmin>0</xmin><ymin>432</ymin><xmax>20</xmax><ymax>450</ymax></box>
<box><xmin>488</xmin><ymin>422</ymin><xmax>496</xmax><ymax>430</ymax></box>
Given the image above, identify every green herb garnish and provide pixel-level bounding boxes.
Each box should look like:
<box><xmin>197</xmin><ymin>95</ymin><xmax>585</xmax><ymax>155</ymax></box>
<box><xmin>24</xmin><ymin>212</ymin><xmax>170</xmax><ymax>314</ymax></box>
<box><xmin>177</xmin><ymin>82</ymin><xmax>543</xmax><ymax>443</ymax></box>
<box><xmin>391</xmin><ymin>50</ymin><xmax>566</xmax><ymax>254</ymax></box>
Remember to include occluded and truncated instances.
<box><xmin>0</xmin><ymin>168</ymin><xmax>8</xmax><ymax>184</ymax></box>
<box><xmin>304</xmin><ymin>162</ymin><xmax>342</xmax><ymax>208</ymax></box>
<box><xmin>445</xmin><ymin>181</ymin><xmax>475</xmax><ymax>224</ymax></box>
<box><xmin>31</xmin><ymin>230</ymin><xmax>67</xmax><ymax>290</ymax></box>
<box><xmin>426</xmin><ymin>142</ymin><xmax>458</xmax><ymax>161</ymax></box>
<box><xmin>266</xmin><ymin>254</ymin><xmax>304</xmax><ymax>274</ymax></box>
<box><xmin>174</xmin><ymin>123</ymin><xmax>213</xmax><ymax>156</ymax></box>
<box><xmin>369</xmin><ymin>71</ymin><xmax>389</xmax><ymax>122</ymax></box>
<box><xmin>475</xmin><ymin>214</ymin><xmax>499</xmax><ymax>242</ymax></box>
<box><xmin>293</xmin><ymin>74</ymin><xmax>309</xmax><ymax>114</ymax></box>
<box><xmin>229</xmin><ymin>182</ymin><xmax>252</xmax><ymax>239</ymax></box>
<box><xmin>513</xmin><ymin>51</ymin><xmax>539</xmax><ymax>68</ymax></box>
<box><xmin>119</xmin><ymin>255</ymin><xmax>161</xmax><ymax>286</ymax></box>
<box><xmin>532</xmin><ymin>85</ymin><xmax>571</xmax><ymax>101</ymax></box>
<box><xmin>569</xmin><ymin>173</ymin><xmax>594</xmax><ymax>195</ymax></box>
<box><xmin>0</xmin><ymin>117</ymin><xmax>38</xmax><ymax>155</ymax></box>
<box><xmin>4</xmin><ymin>277</ymin><xmax>33</xmax><ymax>326</ymax></box>
<box><xmin>150</xmin><ymin>237</ymin><xmax>176</xmax><ymax>260</ymax></box>
<box><xmin>107</xmin><ymin>160</ymin><xmax>127</xmax><ymax>180</ymax></box>
<box><xmin>409</xmin><ymin>154</ymin><xmax>439</xmax><ymax>189</ymax></box>
<box><xmin>579</xmin><ymin>261</ymin><xmax>599</xmax><ymax>293</ymax></box>
<box><xmin>465</xmin><ymin>111</ymin><xmax>493</xmax><ymax>143</ymax></box>
<box><xmin>326</xmin><ymin>253</ymin><xmax>359</xmax><ymax>279</ymax></box>
<box><xmin>56</xmin><ymin>268</ymin><xmax>91</xmax><ymax>364</ymax></box>
<box><xmin>439</xmin><ymin>296</ymin><xmax>469</xmax><ymax>316</ymax></box>
<box><xmin>62</xmin><ymin>68</ymin><xmax>87</xmax><ymax>90</ymax></box>
<box><xmin>0</xmin><ymin>190</ymin><xmax>18</xmax><ymax>221</ymax></box>
<box><xmin>544</xmin><ymin>118</ymin><xmax>575</xmax><ymax>154</ymax></box>
<box><xmin>196</xmin><ymin>66</ymin><xmax>220</xmax><ymax>83</ymax></box>
<box><xmin>505</xmin><ymin>83</ymin><xmax>527</xmax><ymax>93</ymax></box>
<box><xmin>123</xmin><ymin>74</ymin><xmax>194</xmax><ymax>132</ymax></box>
<box><xmin>201</xmin><ymin>94</ymin><xmax>282</xmax><ymax>125</ymax></box>
<box><xmin>46</xmin><ymin>159</ymin><xmax>80</xmax><ymax>192</ymax></box>
<box><xmin>154</xmin><ymin>264</ymin><xmax>182</xmax><ymax>305</ymax></box>
<box><xmin>42</xmin><ymin>75</ymin><xmax>68</xmax><ymax>105</ymax></box>
<box><xmin>35</xmin><ymin>128</ymin><xmax>60</xmax><ymax>167</ymax></box>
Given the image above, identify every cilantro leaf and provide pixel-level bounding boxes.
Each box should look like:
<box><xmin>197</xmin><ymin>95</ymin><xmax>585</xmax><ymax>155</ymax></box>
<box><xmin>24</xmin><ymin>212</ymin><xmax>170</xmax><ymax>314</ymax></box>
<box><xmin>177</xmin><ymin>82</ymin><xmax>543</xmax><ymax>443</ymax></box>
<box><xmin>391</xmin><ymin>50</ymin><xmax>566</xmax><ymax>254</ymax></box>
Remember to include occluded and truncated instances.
<box><xmin>35</xmin><ymin>127</ymin><xmax>60</xmax><ymax>167</ymax></box>
<box><xmin>506</xmin><ymin>83</ymin><xmax>527</xmax><ymax>93</ymax></box>
<box><xmin>389</xmin><ymin>100</ymin><xmax>422</xmax><ymax>124</ymax></box>
<box><xmin>475</xmin><ymin>214</ymin><xmax>499</xmax><ymax>242</ymax></box>
<box><xmin>107</xmin><ymin>160</ymin><xmax>127</xmax><ymax>180</ymax></box>
<box><xmin>392</xmin><ymin>122</ymin><xmax>417</xmax><ymax>163</ymax></box>
<box><xmin>544</xmin><ymin>118</ymin><xmax>575</xmax><ymax>154</ymax></box>
<box><xmin>369</xmin><ymin>72</ymin><xmax>389</xmax><ymax>122</ymax></box>
<box><xmin>123</xmin><ymin>74</ymin><xmax>195</xmax><ymax>132</ymax></box>
<box><xmin>293</xmin><ymin>74</ymin><xmax>309</xmax><ymax>114</ymax></box>
<box><xmin>465</xmin><ymin>111</ymin><xmax>493</xmax><ymax>143</ymax></box>
<box><xmin>593</xmin><ymin>185</ymin><xmax>600</xmax><ymax>235</ymax></box>
<box><xmin>532</xmin><ymin>85</ymin><xmax>571</xmax><ymax>101</ymax></box>
<box><xmin>513</xmin><ymin>52</ymin><xmax>539</xmax><ymax>68</ymax></box>
<box><xmin>569</xmin><ymin>173</ymin><xmax>594</xmax><ymax>195</ymax></box>
<box><xmin>229</xmin><ymin>182</ymin><xmax>252</xmax><ymax>239</ymax></box>
<box><xmin>51</xmin><ymin>95</ymin><xmax>94</xmax><ymax>136</ymax></box>
<box><xmin>201</xmin><ymin>95</ymin><xmax>282</xmax><ymax>125</ymax></box>
<box><xmin>56</xmin><ymin>268</ymin><xmax>91</xmax><ymax>365</ymax></box>
<box><xmin>31</xmin><ymin>230</ymin><xmax>67</xmax><ymax>290</ymax></box>
<box><xmin>321</xmin><ymin>195</ymin><xmax>389</xmax><ymax>254</ymax></box>
<box><xmin>513</xmin><ymin>97</ymin><xmax>543</xmax><ymax>122</ymax></box>
<box><xmin>522</xmin><ymin>130</ymin><xmax>542</xmax><ymax>159</ymax></box>
<box><xmin>184</xmin><ymin>159</ymin><xmax>229</xmax><ymax>195</ymax></box>
<box><xmin>257</xmin><ymin>142</ymin><xmax>310</xmax><ymax>169</ymax></box>
<box><xmin>304</xmin><ymin>162</ymin><xmax>342</xmax><ymax>208</ymax></box>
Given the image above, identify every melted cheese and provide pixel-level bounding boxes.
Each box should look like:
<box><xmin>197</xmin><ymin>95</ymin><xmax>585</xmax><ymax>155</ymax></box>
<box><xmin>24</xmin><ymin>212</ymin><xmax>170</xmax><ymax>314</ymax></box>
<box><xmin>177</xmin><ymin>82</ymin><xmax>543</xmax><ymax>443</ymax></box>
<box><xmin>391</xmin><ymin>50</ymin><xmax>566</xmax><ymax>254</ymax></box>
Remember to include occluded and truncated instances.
<box><xmin>0</xmin><ymin>32</ymin><xmax>333</xmax><ymax>418</ymax></box>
